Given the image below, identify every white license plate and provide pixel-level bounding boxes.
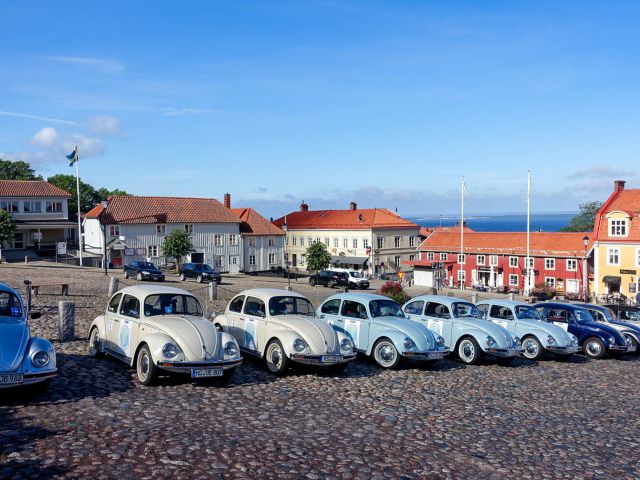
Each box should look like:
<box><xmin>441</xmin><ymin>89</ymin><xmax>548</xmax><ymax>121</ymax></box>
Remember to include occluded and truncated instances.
<box><xmin>507</xmin><ymin>349</ymin><xmax>520</xmax><ymax>356</ymax></box>
<box><xmin>191</xmin><ymin>368</ymin><xmax>223</xmax><ymax>378</ymax></box>
<box><xmin>321</xmin><ymin>355</ymin><xmax>343</xmax><ymax>363</ymax></box>
<box><xmin>427</xmin><ymin>352</ymin><xmax>444</xmax><ymax>360</ymax></box>
<box><xmin>628</xmin><ymin>345</ymin><xmax>637</xmax><ymax>352</ymax></box>
<box><xmin>0</xmin><ymin>373</ymin><xmax>23</xmax><ymax>385</ymax></box>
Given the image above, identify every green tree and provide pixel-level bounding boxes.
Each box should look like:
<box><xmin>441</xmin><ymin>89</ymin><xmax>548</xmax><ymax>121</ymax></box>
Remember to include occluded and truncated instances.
<box><xmin>560</xmin><ymin>201</ymin><xmax>603</xmax><ymax>232</ymax></box>
<box><xmin>305</xmin><ymin>241</ymin><xmax>332</xmax><ymax>273</ymax></box>
<box><xmin>96</xmin><ymin>187</ymin><xmax>130</xmax><ymax>201</ymax></box>
<box><xmin>0</xmin><ymin>159</ymin><xmax>41</xmax><ymax>180</ymax></box>
<box><xmin>162</xmin><ymin>230</ymin><xmax>194</xmax><ymax>272</ymax></box>
<box><xmin>47</xmin><ymin>174</ymin><xmax>101</xmax><ymax>213</ymax></box>
<box><xmin>0</xmin><ymin>210</ymin><xmax>16</xmax><ymax>262</ymax></box>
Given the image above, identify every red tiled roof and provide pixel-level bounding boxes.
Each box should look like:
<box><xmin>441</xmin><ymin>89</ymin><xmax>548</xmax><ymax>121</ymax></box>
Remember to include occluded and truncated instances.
<box><xmin>231</xmin><ymin>208</ymin><xmax>284</xmax><ymax>236</ymax></box>
<box><xmin>0</xmin><ymin>180</ymin><xmax>71</xmax><ymax>198</ymax></box>
<box><xmin>85</xmin><ymin>196</ymin><xmax>241</xmax><ymax>224</ymax></box>
<box><xmin>273</xmin><ymin>208</ymin><xmax>419</xmax><ymax>230</ymax></box>
<box><xmin>419</xmin><ymin>231</ymin><xmax>592</xmax><ymax>258</ymax></box>
<box><xmin>595</xmin><ymin>188</ymin><xmax>640</xmax><ymax>241</ymax></box>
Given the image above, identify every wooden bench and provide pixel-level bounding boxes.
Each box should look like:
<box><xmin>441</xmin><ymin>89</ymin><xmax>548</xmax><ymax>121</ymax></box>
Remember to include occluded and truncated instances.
<box><xmin>30</xmin><ymin>282</ymin><xmax>72</xmax><ymax>296</ymax></box>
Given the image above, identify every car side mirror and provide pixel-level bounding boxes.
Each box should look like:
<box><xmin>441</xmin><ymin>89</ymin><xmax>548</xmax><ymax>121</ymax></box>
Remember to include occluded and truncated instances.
<box><xmin>360</xmin><ymin>312</ymin><xmax>368</xmax><ymax>320</ymax></box>
<box><xmin>30</xmin><ymin>311</ymin><xmax>41</xmax><ymax>319</ymax></box>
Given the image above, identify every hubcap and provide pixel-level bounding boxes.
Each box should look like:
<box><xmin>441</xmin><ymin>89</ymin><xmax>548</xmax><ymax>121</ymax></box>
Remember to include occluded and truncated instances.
<box><xmin>375</xmin><ymin>342</ymin><xmax>396</xmax><ymax>366</ymax></box>
<box><xmin>523</xmin><ymin>339</ymin><xmax>539</xmax><ymax>358</ymax></box>
<box><xmin>460</xmin><ymin>340</ymin><xmax>475</xmax><ymax>361</ymax></box>
<box><xmin>268</xmin><ymin>345</ymin><xmax>282</xmax><ymax>370</ymax></box>
<box><xmin>139</xmin><ymin>352</ymin><xmax>149</xmax><ymax>378</ymax></box>
<box><xmin>587</xmin><ymin>341</ymin><xmax>602</xmax><ymax>356</ymax></box>
<box><xmin>90</xmin><ymin>331</ymin><xmax>99</xmax><ymax>355</ymax></box>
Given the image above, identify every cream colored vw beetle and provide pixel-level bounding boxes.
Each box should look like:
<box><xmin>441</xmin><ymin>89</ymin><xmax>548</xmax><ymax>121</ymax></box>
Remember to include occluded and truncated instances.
<box><xmin>214</xmin><ymin>288</ymin><xmax>356</xmax><ymax>374</ymax></box>
<box><xmin>88</xmin><ymin>285</ymin><xmax>242</xmax><ymax>385</ymax></box>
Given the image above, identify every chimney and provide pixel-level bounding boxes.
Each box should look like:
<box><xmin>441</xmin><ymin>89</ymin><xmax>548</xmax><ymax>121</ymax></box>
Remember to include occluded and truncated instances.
<box><xmin>614</xmin><ymin>180</ymin><xmax>626</xmax><ymax>192</ymax></box>
<box><xmin>349</xmin><ymin>201</ymin><xmax>357</xmax><ymax>211</ymax></box>
<box><xmin>300</xmin><ymin>201</ymin><xmax>309</xmax><ymax>212</ymax></box>
<box><xmin>224</xmin><ymin>193</ymin><xmax>231</xmax><ymax>208</ymax></box>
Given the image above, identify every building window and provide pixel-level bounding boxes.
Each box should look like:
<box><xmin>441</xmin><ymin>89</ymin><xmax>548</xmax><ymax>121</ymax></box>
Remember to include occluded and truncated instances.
<box><xmin>0</xmin><ymin>200</ymin><xmax>18</xmax><ymax>213</ymax></box>
<box><xmin>300</xmin><ymin>254</ymin><xmax>306</xmax><ymax>265</ymax></box>
<box><xmin>108</xmin><ymin>225</ymin><xmax>120</xmax><ymax>237</ymax></box>
<box><xmin>545</xmin><ymin>258</ymin><xmax>555</xmax><ymax>270</ymax></box>
<box><xmin>229</xmin><ymin>234</ymin><xmax>238</xmax><ymax>246</ymax></box>
<box><xmin>333</xmin><ymin>237</ymin><xmax>339</xmax><ymax>248</ymax></box>
<box><xmin>426</xmin><ymin>252</ymin><xmax>434</xmax><ymax>260</ymax></box>
<box><xmin>609</xmin><ymin>219</ymin><xmax>627</xmax><ymax>237</ymax></box>
<box><xmin>363</xmin><ymin>238</ymin><xmax>369</xmax><ymax>249</ymax></box>
<box><xmin>489</xmin><ymin>255</ymin><xmax>498</xmax><ymax>266</ymax></box>
<box><xmin>299</xmin><ymin>237</ymin><xmax>304</xmax><ymax>246</ymax></box>
<box><xmin>315</xmin><ymin>237</ymin><xmax>320</xmax><ymax>244</ymax></box>
<box><xmin>409</xmin><ymin>254</ymin><xmax>415</xmax><ymax>261</ymax></box>
<box><xmin>249</xmin><ymin>255</ymin><xmax>256</xmax><ymax>266</ymax></box>
<box><xmin>526</xmin><ymin>258</ymin><xmax>534</xmax><ymax>268</ymax></box>
<box><xmin>249</xmin><ymin>237</ymin><xmax>257</xmax><ymax>247</ymax></box>
<box><xmin>353</xmin><ymin>238</ymin><xmax>358</xmax><ymax>249</ymax></box>
<box><xmin>509</xmin><ymin>256</ymin><xmax>518</xmax><ymax>267</ymax></box>
<box><xmin>323</xmin><ymin>237</ymin><xmax>329</xmax><ymax>246</ymax></box>
<box><xmin>268</xmin><ymin>253</ymin><xmax>276</xmax><ymax>264</ymax></box>
<box><xmin>23</xmin><ymin>201</ymin><xmax>41</xmax><ymax>213</ymax></box>
<box><xmin>308</xmin><ymin>237</ymin><xmax>313</xmax><ymax>246</ymax></box>
<box><xmin>458</xmin><ymin>254</ymin><xmax>465</xmax><ymax>264</ymax></box>
<box><xmin>458</xmin><ymin>270</ymin><xmax>466</xmax><ymax>282</ymax></box>
<box><xmin>476</xmin><ymin>255</ymin><xmax>485</xmax><ymax>265</ymax></box>
<box><xmin>184</xmin><ymin>224</ymin><xmax>193</xmax><ymax>234</ymax></box>
<box><xmin>637</xmin><ymin>249</ymin><xmax>640</xmax><ymax>267</ymax></box>
<box><xmin>215</xmin><ymin>256</ymin><xmax>223</xmax><ymax>267</ymax></box>
<box><xmin>394</xmin><ymin>236</ymin><xmax>401</xmax><ymax>248</ymax></box>
<box><xmin>544</xmin><ymin>277</ymin><xmax>556</xmax><ymax>288</ymax></box>
<box><xmin>147</xmin><ymin>245</ymin><xmax>159</xmax><ymax>257</ymax></box>
<box><xmin>409</xmin><ymin>236</ymin><xmax>416</xmax><ymax>247</ymax></box>
<box><xmin>440</xmin><ymin>253</ymin><xmax>448</xmax><ymax>261</ymax></box>
<box><xmin>156</xmin><ymin>224</ymin><xmax>166</xmax><ymax>235</ymax></box>
<box><xmin>566</xmin><ymin>259</ymin><xmax>577</xmax><ymax>271</ymax></box>
<box><xmin>608</xmin><ymin>248</ymin><xmax>620</xmax><ymax>266</ymax></box>
<box><xmin>377</xmin><ymin>237</ymin><xmax>384</xmax><ymax>249</ymax></box>
<box><xmin>45</xmin><ymin>201</ymin><xmax>62</xmax><ymax>212</ymax></box>
<box><xmin>394</xmin><ymin>255</ymin><xmax>402</xmax><ymax>266</ymax></box>
<box><xmin>214</xmin><ymin>234</ymin><xmax>223</xmax><ymax>246</ymax></box>
<box><xmin>509</xmin><ymin>274</ymin><xmax>519</xmax><ymax>286</ymax></box>
<box><xmin>268</xmin><ymin>237</ymin><xmax>276</xmax><ymax>246</ymax></box>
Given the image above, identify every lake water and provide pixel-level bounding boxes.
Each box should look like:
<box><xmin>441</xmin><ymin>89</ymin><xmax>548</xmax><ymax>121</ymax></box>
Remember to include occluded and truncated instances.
<box><xmin>408</xmin><ymin>213</ymin><xmax>575</xmax><ymax>232</ymax></box>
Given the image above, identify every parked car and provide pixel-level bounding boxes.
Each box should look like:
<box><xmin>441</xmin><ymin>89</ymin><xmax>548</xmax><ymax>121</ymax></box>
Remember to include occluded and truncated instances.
<box><xmin>88</xmin><ymin>285</ymin><xmax>242</xmax><ymax>385</ymax></box>
<box><xmin>214</xmin><ymin>289</ymin><xmax>356</xmax><ymax>374</ymax></box>
<box><xmin>328</xmin><ymin>268</ymin><xmax>370</xmax><ymax>289</ymax></box>
<box><xmin>476</xmin><ymin>299</ymin><xmax>580</xmax><ymax>360</ymax></box>
<box><xmin>0</xmin><ymin>283</ymin><xmax>56</xmax><ymax>392</ymax></box>
<box><xmin>317</xmin><ymin>292</ymin><xmax>449</xmax><ymax>369</ymax></box>
<box><xmin>603</xmin><ymin>304</ymin><xmax>640</xmax><ymax>323</ymax></box>
<box><xmin>577</xmin><ymin>303</ymin><xmax>640</xmax><ymax>354</ymax></box>
<box><xmin>308</xmin><ymin>270</ymin><xmax>349</xmax><ymax>288</ymax></box>
<box><xmin>402</xmin><ymin>295</ymin><xmax>522</xmax><ymax>365</ymax></box>
<box><xmin>123</xmin><ymin>261</ymin><xmax>165</xmax><ymax>281</ymax></box>
<box><xmin>179</xmin><ymin>263</ymin><xmax>221</xmax><ymax>284</ymax></box>
<box><xmin>533</xmin><ymin>302</ymin><xmax>630</xmax><ymax>359</ymax></box>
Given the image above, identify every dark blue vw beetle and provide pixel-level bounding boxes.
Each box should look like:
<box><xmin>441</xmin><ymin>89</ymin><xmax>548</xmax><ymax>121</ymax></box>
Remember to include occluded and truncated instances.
<box><xmin>533</xmin><ymin>302</ymin><xmax>629</xmax><ymax>359</ymax></box>
<box><xmin>578</xmin><ymin>303</ymin><xmax>640</xmax><ymax>355</ymax></box>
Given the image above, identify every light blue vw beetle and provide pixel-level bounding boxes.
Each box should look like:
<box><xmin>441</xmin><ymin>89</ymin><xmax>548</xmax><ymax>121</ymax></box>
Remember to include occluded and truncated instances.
<box><xmin>0</xmin><ymin>283</ymin><xmax>56</xmax><ymax>392</ymax></box>
<box><xmin>402</xmin><ymin>295</ymin><xmax>522</xmax><ymax>365</ymax></box>
<box><xmin>476</xmin><ymin>299</ymin><xmax>580</xmax><ymax>360</ymax></box>
<box><xmin>317</xmin><ymin>293</ymin><xmax>449</xmax><ymax>369</ymax></box>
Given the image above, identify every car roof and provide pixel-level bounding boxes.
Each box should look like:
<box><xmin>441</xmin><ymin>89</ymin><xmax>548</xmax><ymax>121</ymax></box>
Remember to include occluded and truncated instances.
<box><xmin>408</xmin><ymin>294</ymin><xmax>474</xmax><ymax>305</ymax></box>
<box><xmin>323</xmin><ymin>292</ymin><xmax>394</xmax><ymax>303</ymax></box>
<box><xmin>0</xmin><ymin>282</ymin><xmax>22</xmax><ymax>298</ymax></box>
<box><xmin>476</xmin><ymin>299</ymin><xmax>529</xmax><ymax>308</ymax></box>
<box><xmin>116</xmin><ymin>285</ymin><xmax>193</xmax><ymax>297</ymax></box>
<box><xmin>533</xmin><ymin>302</ymin><xmax>586</xmax><ymax>310</ymax></box>
<box><xmin>232</xmin><ymin>288</ymin><xmax>309</xmax><ymax>301</ymax></box>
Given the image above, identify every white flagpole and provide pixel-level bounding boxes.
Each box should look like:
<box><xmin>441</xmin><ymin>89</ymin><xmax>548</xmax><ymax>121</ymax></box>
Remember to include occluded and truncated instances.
<box><xmin>525</xmin><ymin>171</ymin><xmax>531</xmax><ymax>295</ymax></box>
<box><xmin>460</xmin><ymin>177</ymin><xmax>464</xmax><ymax>291</ymax></box>
<box><xmin>74</xmin><ymin>147</ymin><xmax>83</xmax><ymax>266</ymax></box>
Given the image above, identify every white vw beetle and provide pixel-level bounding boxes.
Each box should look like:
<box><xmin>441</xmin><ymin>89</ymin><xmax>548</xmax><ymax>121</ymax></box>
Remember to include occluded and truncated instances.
<box><xmin>88</xmin><ymin>286</ymin><xmax>242</xmax><ymax>385</ymax></box>
<box><xmin>214</xmin><ymin>288</ymin><xmax>356</xmax><ymax>374</ymax></box>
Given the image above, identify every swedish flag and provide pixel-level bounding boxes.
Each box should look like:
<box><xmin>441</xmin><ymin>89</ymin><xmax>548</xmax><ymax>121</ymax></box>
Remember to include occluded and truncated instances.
<box><xmin>66</xmin><ymin>146</ymin><xmax>78</xmax><ymax>167</ymax></box>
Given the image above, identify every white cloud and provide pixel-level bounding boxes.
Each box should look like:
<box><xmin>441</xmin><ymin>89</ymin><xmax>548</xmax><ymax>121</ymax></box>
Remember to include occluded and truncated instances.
<box><xmin>42</xmin><ymin>56</ymin><xmax>124</xmax><ymax>75</ymax></box>
<box><xmin>67</xmin><ymin>135</ymin><xmax>105</xmax><ymax>158</ymax></box>
<box><xmin>0</xmin><ymin>110</ymin><xmax>77</xmax><ymax>125</ymax></box>
<box><xmin>88</xmin><ymin>115</ymin><xmax>121</xmax><ymax>136</ymax></box>
<box><xmin>31</xmin><ymin>127</ymin><xmax>58</xmax><ymax>147</ymax></box>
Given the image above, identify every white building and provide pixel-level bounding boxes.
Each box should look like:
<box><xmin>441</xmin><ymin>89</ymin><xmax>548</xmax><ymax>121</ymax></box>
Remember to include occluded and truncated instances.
<box><xmin>83</xmin><ymin>196</ymin><xmax>243</xmax><ymax>271</ymax></box>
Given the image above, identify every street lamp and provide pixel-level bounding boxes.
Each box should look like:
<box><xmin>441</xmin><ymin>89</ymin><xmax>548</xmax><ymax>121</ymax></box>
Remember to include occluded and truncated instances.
<box><xmin>582</xmin><ymin>235</ymin><xmax>589</xmax><ymax>301</ymax></box>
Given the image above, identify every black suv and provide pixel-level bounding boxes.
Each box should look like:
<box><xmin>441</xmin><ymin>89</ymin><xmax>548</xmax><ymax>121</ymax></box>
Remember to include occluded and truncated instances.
<box><xmin>123</xmin><ymin>261</ymin><xmax>165</xmax><ymax>281</ymax></box>
<box><xmin>309</xmin><ymin>270</ymin><xmax>349</xmax><ymax>288</ymax></box>
<box><xmin>179</xmin><ymin>263</ymin><xmax>222</xmax><ymax>284</ymax></box>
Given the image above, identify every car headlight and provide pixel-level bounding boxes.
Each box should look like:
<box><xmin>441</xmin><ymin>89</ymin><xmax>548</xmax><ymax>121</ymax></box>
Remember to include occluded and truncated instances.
<box><xmin>31</xmin><ymin>351</ymin><xmax>49</xmax><ymax>368</ymax></box>
<box><xmin>224</xmin><ymin>341</ymin><xmax>238</xmax><ymax>356</ymax></box>
<box><xmin>570</xmin><ymin>334</ymin><xmax>578</xmax><ymax>346</ymax></box>
<box><xmin>513</xmin><ymin>336</ymin><xmax>521</xmax><ymax>347</ymax></box>
<box><xmin>547</xmin><ymin>335</ymin><xmax>557</xmax><ymax>346</ymax></box>
<box><xmin>293</xmin><ymin>338</ymin><xmax>307</xmax><ymax>352</ymax></box>
<box><xmin>608</xmin><ymin>336</ymin><xmax>616</xmax><ymax>345</ymax></box>
<box><xmin>404</xmin><ymin>337</ymin><xmax>415</xmax><ymax>350</ymax></box>
<box><xmin>162</xmin><ymin>343</ymin><xmax>179</xmax><ymax>358</ymax></box>
<box><xmin>486</xmin><ymin>336</ymin><xmax>496</xmax><ymax>347</ymax></box>
<box><xmin>340</xmin><ymin>338</ymin><xmax>353</xmax><ymax>352</ymax></box>
<box><xmin>625</xmin><ymin>336</ymin><xmax>632</xmax><ymax>346</ymax></box>
<box><xmin>436</xmin><ymin>335</ymin><xmax>446</xmax><ymax>347</ymax></box>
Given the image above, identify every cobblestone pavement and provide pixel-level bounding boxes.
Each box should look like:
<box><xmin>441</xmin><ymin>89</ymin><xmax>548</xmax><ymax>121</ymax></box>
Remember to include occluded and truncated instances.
<box><xmin>1</xmin><ymin>263</ymin><xmax>639</xmax><ymax>479</ymax></box>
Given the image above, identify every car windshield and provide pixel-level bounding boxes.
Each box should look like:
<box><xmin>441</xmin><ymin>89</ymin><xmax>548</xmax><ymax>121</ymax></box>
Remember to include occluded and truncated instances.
<box><xmin>369</xmin><ymin>299</ymin><xmax>404</xmax><ymax>318</ymax></box>
<box><xmin>0</xmin><ymin>292</ymin><xmax>23</xmax><ymax>322</ymax></box>
<box><xmin>349</xmin><ymin>271</ymin><xmax>362</xmax><ymax>278</ymax></box>
<box><xmin>452</xmin><ymin>302</ymin><xmax>482</xmax><ymax>319</ymax></box>
<box><xmin>139</xmin><ymin>262</ymin><xmax>157</xmax><ymax>269</ymax></box>
<box><xmin>573</xmin><ymin>308</ymin><xmax>595</xmax><ymax>322</ymax></box>
<box><xmin>194</xmin><ymin>264</ymin><xmax>214</xmax><ymax>272</ymax></box>
<box><xmin>268</xmin><ymin>296</ymin><xmax>315</xmax><ymax>316</ymax></box>
<box><xmin>515</xmin><ymin>306</ymin><xmax>542</xmax><ymax>320</ymax></box>
<box><xmin>144</xmin><ymin>294</ymin><xmax>203</xmax><ymax>317</ymax></box>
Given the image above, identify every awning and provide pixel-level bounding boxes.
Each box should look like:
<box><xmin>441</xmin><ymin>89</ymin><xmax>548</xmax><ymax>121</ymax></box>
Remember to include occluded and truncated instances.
<box><xmin>331</xmin><ymin>255</ymin><xmax>368</xmax><ymax>266</ymax></box>
<box><xmin>603</xmin><ymin>275</ymin><xmax>621</xmax><ymax>284</ymax></box>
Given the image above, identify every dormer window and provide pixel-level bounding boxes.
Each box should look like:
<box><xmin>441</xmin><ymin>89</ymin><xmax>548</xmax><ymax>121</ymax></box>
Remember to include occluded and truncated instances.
<box><xmin>609</xmin><ymin>219</ymin><xmax>628</xmax><ymax>237</ymax></box>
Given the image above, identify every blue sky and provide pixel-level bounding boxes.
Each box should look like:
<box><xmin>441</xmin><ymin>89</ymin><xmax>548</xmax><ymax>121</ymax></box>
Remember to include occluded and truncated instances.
<box><xmin>1</xmin><ymin>0</ymin><xmax>639</xmax><ymax>218</ymax></box>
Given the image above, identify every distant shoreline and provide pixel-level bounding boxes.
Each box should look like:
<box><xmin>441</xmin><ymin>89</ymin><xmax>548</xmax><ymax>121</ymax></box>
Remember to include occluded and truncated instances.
<box><xmin>407</xmin><ymin>212</ymin><xmax>575</xmax><ymax>232</ymax></box>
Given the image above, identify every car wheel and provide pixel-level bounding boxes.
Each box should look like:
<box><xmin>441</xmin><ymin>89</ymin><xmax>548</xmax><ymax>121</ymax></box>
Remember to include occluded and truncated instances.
<box><xmin>583</xmin><ymin>336</ymin><xmax>606</xmax><ymax>359</ymax></box>
<box><xmin>349</xmin><ymin>282</ymin><xmax>356</xmax><ymax>289</ymax></box>
<box><xmin>159</xmin><ymin>276</ymin><xmax>165</xmax><ymax>282</ymax></box>
<box><xmin>372</xmin><ymin>338</ymin><xmax>401</xmax><ymax>369</ymax></box>
<box><xmin>197</xmin><ymin>275</ymin><xmax>203</xmax><ymax>283</ymax></box>
<box><xmin>521</xmin><ymin>335</ymin><xmax>543</xmax><ymax>361</ymax></box>
<box><xmin>309</xmin><ymin>278</ymin><xmax>317</xmax><ymax>286</ymax></box>
<box><xmin>457</xmin><ymin>336</ymin><xmax>482</xmax><ymax>365</ymax></box>
<box><xmin>629</xmin><ymin>336</ymin><xmax>640</xmax><ymax>355</ymax></box>
<box><xmin>88</xmin><ymin>327</ymin><xmax>105</xmax><ymax>358</ymax></box>
<box><xmin>136</xmin><ymin>344</ymin><xmax>159</xmax><ymax>385</ymax></box>
<box><xmin>123</xmin><ymin>270</ymin><xmax>129</xmax><ymax>279</ymax></box>
<box><xmin>265</xmin><ymin>339</ymin><xmax>289</xmax><ymax>375</ymax></box>
<box><xmin>327</xmin><ymin>280</ymin><xmax>336</xmax><ymax>288</ymax></box>
<box><xmin>179</xmin><ymin>273</ymin><xmax>186</xmax><ymax>281</ymax></box>
<box><xmin>136</xmin><ymin>272</ymin><xmax>143</xmax><ymax>281</ymax></box>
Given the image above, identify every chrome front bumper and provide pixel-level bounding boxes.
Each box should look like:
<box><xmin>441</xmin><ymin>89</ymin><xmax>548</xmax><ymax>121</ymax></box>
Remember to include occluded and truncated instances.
<box><xmin>402</xmin><ymin>348</ymin><xmax>450</xmax><ymax>360</ymax></box>
<box><xmin>156</xmin><ymin>358</ymin><xmax>242</xmax><ymax>373</ymax></box>
<box><xmin>547</xmin><ymin>345</ymin><xmax>581</xmax><ymax>354</ymax></box>
<box><xmin>0</xmin><ymin>370</ymin><xmax>57</xmax><ymax>389</ymax></box>
<box><xmin>608</xmin><ymin>345</ymin><xmax>629</xmax><ymax>352</ymax></box>
<box><xmin>289</xmin><ymin>353</ymin><xmax>357</xmax><ymax>365</ymax></box>
<box><xmin>485</xmin><ymin>347</ymin><xmax>523</xmax><ymax>357</ymax></box>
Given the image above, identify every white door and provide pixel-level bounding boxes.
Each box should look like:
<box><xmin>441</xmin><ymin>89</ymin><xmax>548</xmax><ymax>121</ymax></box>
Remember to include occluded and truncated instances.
<box><xmin>229</xmin><ymin>255</ymin><xmax>240</xmax><ymax>273</ymax></box>
<box><xmin>566</xmin><ymin>279</ymin><xmax>579</xmax><ymax>294</ymax></box>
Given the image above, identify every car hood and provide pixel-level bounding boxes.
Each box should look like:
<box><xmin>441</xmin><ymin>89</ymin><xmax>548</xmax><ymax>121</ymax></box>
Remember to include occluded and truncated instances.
<box><xmin>144</xmin><ymin>315</ymin><xmax>218</xmax><ymax>360</ymax></box>
<box><xmin>516</xmin><ymin>319</ymin><xmax>574</xmax><ymax>345</ymax></box>
<box><xmin>447</xmin><ymin>316</ymin><xmax>513</xmax><ymax>346</ymax></box>
<box><xmin>372</xmin><ymin>316</ymin><xmax>436</xmax><ymax>350</ymax></box>
<box><xmin>0</xmin><ymin>321</ymin><xmax>29</xmax><ymax>371</ymax></box>
<box><xmin>270</xmin><ymin>315</ymin><xmax>338</xmax><ymax>353</ymax></box>
<box><xmin>608</xmin><ymin>320</ymin><xmax>640</xmax><ymax>335</ymax></box>
<box><xmin>579</xmin><ymin>321</ymin><xmax>626</xmax><ymax>344</ymax></box>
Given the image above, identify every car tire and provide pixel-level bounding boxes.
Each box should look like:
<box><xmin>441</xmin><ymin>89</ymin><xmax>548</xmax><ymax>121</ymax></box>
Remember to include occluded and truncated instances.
<box><xmin>136</xmin><ymin>272</ymin><xmax>143</xmax><ymax>281</ymax></box>
<box><xmin>136</xmin><ymin>344</ymin><xmax>159</xmax><ymax>385</ymax></box>
<box><xmin>327</xmin><ymin>280</ymin><xmax>336</xmax><ymax>288</ymax></box>
<box><xmin>583</xmin><ymin>336</ymin><xmax>606</xmax><ymax>359</ymax></box>
<box><xmin>309</xmin><ymin>278</ymin><xmax>317</xmax><ymax>286</ymax></box>
<box><xmin>179</xmin><ymin>273</ymin><xmax>186</xmax><ymax>281</ymax></box>
<box><xmin>629</xmin><ymin>336</ymin><xmax>640</xmax><ymax>355</ymax></box>
<box><xmin>159</xmin><ymin>276</ymin><xmax>165</xmax><ymax>282</ymax></box>
<box><xmin>88</xmin><ymin>327</ymin><xmax>105</xmax><ymax>358</ymax></box>
<box><xmin>372</xmin><ymin>338</ymin><xmax>401</xmax><ymax>369</ymax></box>
<box><xmin>197</xmin><ymin>275</ymin><xmax>203</xmax><ymax>283</ymax></box>
<box><xmin>349</xmin><ymin>282</ymin><xmax>357</xmax><ymax>289</ymax></box>
<box><xmin>521</xmin><ymin>335</ymin><xmax>543</xmax><ymax>361</ymax></box>
<box><xmin>123</xmin><ymin>270</ymin><xmax>129</xmax><ymax>279</ymax></box>
<box><xmin>265</xmin><ymin>339</ymin><xmax>289</xmax><ymax>375</ymax></box>
<box><xmin>457</xmin><ymin>336</ymin><xmax>482</xmax><ymax>365</ymax></box>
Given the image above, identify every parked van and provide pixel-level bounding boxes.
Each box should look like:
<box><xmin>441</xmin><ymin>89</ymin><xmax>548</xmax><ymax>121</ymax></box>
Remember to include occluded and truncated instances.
<box><xmin>328</xmin><ymin>268</ymin><xmax>369</xmax><ymax>290</ymax></box>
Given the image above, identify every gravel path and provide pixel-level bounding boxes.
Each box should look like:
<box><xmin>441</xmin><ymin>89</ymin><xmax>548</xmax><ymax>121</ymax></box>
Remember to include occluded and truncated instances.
<box><xmin>1</xmin><ymin>263</ymin><xmax>639</xmax><ymax>479</ymax></box>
